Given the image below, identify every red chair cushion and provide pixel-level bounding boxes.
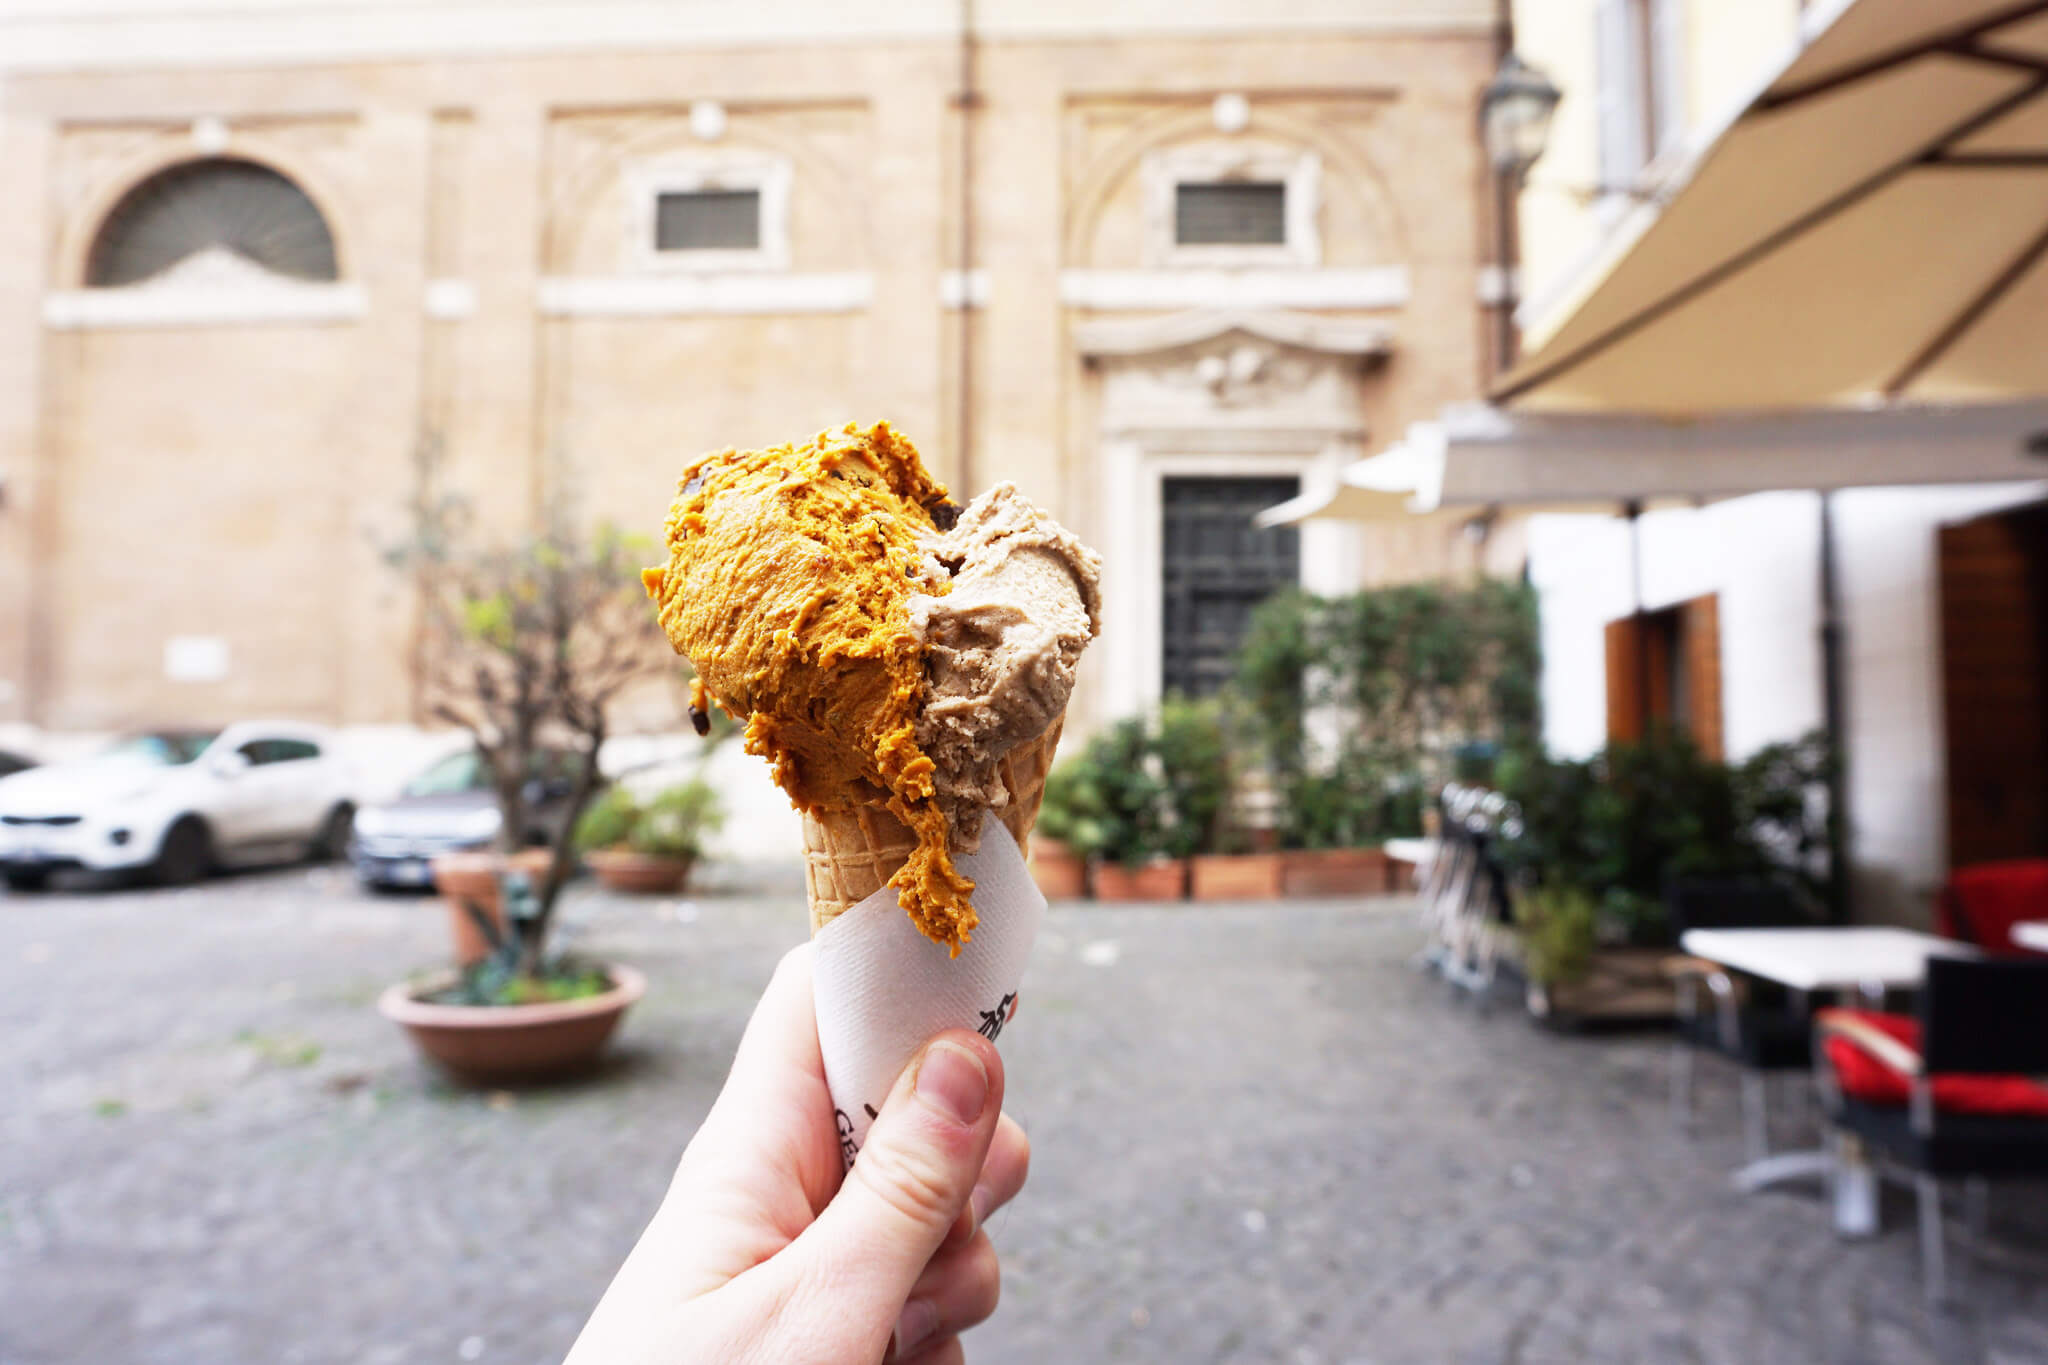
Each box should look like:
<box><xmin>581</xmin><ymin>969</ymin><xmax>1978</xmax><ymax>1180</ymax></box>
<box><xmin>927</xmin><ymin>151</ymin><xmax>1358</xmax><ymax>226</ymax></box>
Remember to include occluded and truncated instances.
<box><xmin>1940</xmin><ymin>861</ymin><xmax>2048</xmax><ymax>957</ymax></box>
<box><xmin>1822</xmin><ymin>1009</ymin><xmax>2048</xmax><ymax>1117</ymax></box>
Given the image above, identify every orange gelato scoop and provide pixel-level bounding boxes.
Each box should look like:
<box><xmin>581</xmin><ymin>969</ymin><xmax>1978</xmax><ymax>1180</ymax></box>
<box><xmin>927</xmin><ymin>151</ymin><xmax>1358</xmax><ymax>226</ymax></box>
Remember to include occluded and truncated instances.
<box><xmin>642</xmin><ymin>421</ymin><xmax>974</xmax><ymax>946</ymax></box>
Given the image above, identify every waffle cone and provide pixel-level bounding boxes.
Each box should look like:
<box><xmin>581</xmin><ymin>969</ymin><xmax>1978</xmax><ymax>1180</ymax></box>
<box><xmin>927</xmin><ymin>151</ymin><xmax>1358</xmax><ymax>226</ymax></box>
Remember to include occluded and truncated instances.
<box><xmin>803</xmin><ymin>716</ymin><xmax>1065</xmax><ymax>935</ymax></box>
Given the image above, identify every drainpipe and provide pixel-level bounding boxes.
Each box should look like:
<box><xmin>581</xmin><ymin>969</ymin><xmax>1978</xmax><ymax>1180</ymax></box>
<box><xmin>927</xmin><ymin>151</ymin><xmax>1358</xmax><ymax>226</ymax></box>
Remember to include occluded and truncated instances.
<box><xmin>1819</xmin><ymin>490</ymin><xmax>1850</xmax><ymax>924</ymax></box>
<box><xmin>1624</xmin><ymin>496</ymin><xmax>1650</xmax><ymax>739</ymax></box>
<box><xmin>955</xmin><ymin>0</ymin><xmax>979</xmax><ymax>492</ymax></box>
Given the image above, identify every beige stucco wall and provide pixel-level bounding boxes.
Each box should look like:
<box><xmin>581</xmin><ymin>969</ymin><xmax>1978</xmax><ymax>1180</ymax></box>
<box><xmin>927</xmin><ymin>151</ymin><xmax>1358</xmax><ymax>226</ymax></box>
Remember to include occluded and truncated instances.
<box><xmin>0</xmin><ymin>13</ymin><xmax>1503</xmax><ymax>735</ymax></box>
<box><xmin>1512</xmin><ymin>0</ymin><xmax>1803</xmax><ymax>341</ymax></box>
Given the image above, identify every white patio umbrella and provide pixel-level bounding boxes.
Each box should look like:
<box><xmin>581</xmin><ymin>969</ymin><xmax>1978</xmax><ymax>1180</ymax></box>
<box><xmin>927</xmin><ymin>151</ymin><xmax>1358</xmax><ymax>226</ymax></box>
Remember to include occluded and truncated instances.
<box><xmin>1256</xmin><ymin>399</ymin><xmax>2048</xmax><ymax>530</ymax></box>
<box><xmin>1498</xmin><ymin>0</ymin><xmax>2048</xmax><ymax>415</ymax></box>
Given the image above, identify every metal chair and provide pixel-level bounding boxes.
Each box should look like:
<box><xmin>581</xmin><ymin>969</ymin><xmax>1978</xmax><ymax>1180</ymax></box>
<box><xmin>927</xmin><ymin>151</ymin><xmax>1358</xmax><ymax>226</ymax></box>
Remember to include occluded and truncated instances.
<box><xmin>1415</xmin><ymin>785</ymin><xmax>1480</xmax><ymax>973</ymax></box>
<box><xmin>1437</xmin><ymin>791</ymin><xmax>1519</xmax><ymax>1007</ymax></box>
<box><xmin>1814</xmin><ymin>958</ymin><xmax>2048</xmax><ymax>1304</ymax></box>
<box><xmin>1666</xmin><ymin>877</ymin><xmax>1818</xmax><ymax>1159</ymax></box>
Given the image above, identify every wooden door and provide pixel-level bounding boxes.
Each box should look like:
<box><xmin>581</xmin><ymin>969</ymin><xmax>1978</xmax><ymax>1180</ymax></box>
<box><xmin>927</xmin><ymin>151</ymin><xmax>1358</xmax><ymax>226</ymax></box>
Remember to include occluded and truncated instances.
<box><xmin>1939</xmin><ymin>503</ymin><xmax>2048</xmax><ymax>867</ymax></box>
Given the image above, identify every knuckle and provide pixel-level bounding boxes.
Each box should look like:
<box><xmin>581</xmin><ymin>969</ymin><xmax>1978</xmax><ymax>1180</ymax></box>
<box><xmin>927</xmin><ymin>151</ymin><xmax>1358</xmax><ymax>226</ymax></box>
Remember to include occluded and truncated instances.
<box><xmin>959</xmin><ymin>1236</ymin><xmax>1002</xmax><ymax>1320</ymax></box>
<box><xmin>852</xmin><ymin>1130</ymin><xmax>963</xmax><ymax>1231</ymax></box>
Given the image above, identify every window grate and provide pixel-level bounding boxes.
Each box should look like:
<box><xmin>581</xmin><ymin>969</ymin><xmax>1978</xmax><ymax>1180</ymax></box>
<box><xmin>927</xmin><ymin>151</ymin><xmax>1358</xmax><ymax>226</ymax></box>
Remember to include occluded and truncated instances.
<box><xmin>1161</xmin><ymin>477</ymin><xmax>1300</xmax><ymax>697</ymax></box>
<box><xmin>86</xmin><ymin>157</ymin><xmax>338</xmax><ymax>287</ymax></box>
<box><xmin>655</xmin><ymin>189</ymin><xmax>762</xmax><ymax>252</ymax></box>
<box><xmin>1174</xmin><ymin>181</ymin><xmax>1287</xmax><ymax>247</ymax></box>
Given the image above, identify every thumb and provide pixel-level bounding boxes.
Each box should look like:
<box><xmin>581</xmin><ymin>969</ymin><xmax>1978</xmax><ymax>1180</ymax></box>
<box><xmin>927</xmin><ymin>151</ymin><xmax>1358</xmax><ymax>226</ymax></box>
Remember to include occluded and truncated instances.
<box><xmin>785</xmin><ymin>1030</ymin><xmax>1003</xmax><ymax>1328</ymax></box>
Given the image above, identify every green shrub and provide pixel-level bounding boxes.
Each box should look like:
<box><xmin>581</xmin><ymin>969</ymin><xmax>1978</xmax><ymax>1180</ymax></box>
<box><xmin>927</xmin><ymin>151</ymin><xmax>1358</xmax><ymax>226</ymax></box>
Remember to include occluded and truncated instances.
<box><xmin>572</xmin><ymin>786</ymin><xmax>638</xmax><ymax>853</ymax></box>
<box><xmin>1495</xmin><ymin>727</ymin><xmax>1834</xmax><ymax>946</ymax></box>
<box><xmin>1515</xmin><ymin>883</ymin><xmax>1599</xmax><ymax>987</ymax></box>
<box><xmin>1037</xmin><ymin>717</ymin><xmax>1169</xmax><ymax>868</ymax></box>
<box><xmin>1234</xmin><ymin>580</ymin><xmax>1539</xmax><ymax>849</ymax></box>
<box><xmin>631</xmin><ymin>780</ymin><xmax>723</xmax><ymax>860</ymax></box>
<box><xmin>572</xmin><ymin>780</ymin><xmax>724</xmax><ymax>860</ymax></box>
<box><xmin>1151</xmin><ymin>694</ymin><xmax>1235</xmax><ymax>858</ymax></box>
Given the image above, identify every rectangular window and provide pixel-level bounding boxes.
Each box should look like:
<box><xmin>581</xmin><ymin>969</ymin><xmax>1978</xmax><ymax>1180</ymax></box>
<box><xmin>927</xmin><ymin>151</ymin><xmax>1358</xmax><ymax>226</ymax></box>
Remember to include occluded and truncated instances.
<box><xmin>1596</xmin><ymin>0</ymin><xmax>1685</xmax><ymax>189</ymax></box>
<box><xmin>655</xmin><ymin>189</ymin><xmax>762</xmax><ymax>252</ymax></box>
<box><xmin>1174</xmin><ymin>182</ymin><xmax>1287</xmax><ymax>247</ymax></box>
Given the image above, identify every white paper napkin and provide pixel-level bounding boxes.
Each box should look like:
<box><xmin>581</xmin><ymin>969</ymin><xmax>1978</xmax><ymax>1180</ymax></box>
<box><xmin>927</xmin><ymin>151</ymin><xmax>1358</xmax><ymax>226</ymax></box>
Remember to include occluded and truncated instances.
<box><xmin>811</xmin><ymin>820</ymin><xmax>1045</xmax><ymax>1167</ymax></box>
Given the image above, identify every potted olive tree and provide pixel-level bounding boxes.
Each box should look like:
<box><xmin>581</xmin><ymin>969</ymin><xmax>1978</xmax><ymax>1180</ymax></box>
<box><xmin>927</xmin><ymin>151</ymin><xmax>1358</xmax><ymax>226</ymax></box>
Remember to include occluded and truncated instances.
<box><xmin>376</xmin><ymin>524</ymin><xmax>680</xmax><ymax>1082</ymax></box>
<box><xmin>576</xmin><ymin>779</ymin><xmax>724</xmax><ymax>895</ymax></box>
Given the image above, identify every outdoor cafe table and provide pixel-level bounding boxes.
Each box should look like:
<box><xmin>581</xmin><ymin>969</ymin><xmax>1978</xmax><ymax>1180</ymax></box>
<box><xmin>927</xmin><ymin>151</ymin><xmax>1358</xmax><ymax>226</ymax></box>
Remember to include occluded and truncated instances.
<box><xmin>1676</xmin><ymin>926</ymin><xmax>1979</xmax><ymax>1236</ymax></box>
<box><xmin>2015</xmin><ymin>921</ymin><xmax>2048</xmax><ymax>952</ymax></box>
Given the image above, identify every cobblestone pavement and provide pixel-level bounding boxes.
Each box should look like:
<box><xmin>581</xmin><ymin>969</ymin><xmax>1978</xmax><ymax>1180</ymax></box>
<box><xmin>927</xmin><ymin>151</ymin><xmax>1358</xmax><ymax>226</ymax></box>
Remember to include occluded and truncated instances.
<box><xmin>4</xmin><ymin>868</ymin><xmax>2046</xmax><ymax>1365</ymax></box>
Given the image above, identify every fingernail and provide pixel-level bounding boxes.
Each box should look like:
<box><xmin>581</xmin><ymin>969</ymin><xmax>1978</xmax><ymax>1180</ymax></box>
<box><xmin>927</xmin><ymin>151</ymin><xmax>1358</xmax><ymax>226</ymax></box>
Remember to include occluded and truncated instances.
<box><xmin>894</xmin><ymin>1299</ymin><xmax>939</xmax><ymax>1357</ymax></box>
<box><xmin>969</xmin><ymin>1183</ymin><xmax>992</xmax><ymax>1230</ymax></box>
<box><xmin>915</xmin><ymin>1041</ymin><xmax>988</xmax><ymax>1126</ymax></box>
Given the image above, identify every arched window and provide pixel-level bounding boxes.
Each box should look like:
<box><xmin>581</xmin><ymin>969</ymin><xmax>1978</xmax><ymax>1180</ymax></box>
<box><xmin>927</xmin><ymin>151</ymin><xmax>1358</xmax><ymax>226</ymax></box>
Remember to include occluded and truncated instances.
<box><xmin>86</xmin><ymin>157</ymin><xmax>338</xmax><ymax>288</ymax></box>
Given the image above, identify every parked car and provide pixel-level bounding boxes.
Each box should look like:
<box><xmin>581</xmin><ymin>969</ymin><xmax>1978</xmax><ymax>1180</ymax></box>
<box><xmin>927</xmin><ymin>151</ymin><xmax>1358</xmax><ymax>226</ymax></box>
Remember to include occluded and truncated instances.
<box><xmin>0</xmin><ymin>749</ymin><xmax>34</xmax><ymax>780</ymax></box>
<box><xmin>0</xmin><ymin>723</ymin><xmax>357</xmax><ymax>891</ymax></box>
<box><xmin>349</xmin><ymin>747</ymin><xmax>595</xmax><ymax>891</ymax></box>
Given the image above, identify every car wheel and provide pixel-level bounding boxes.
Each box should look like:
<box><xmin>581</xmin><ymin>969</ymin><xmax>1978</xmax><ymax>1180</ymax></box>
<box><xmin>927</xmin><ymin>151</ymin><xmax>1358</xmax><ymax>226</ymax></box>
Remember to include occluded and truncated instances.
<box><xmin>313</xmin><ymin>803</ymin><xmax>355</xmax><ymax>863</ymax></box>
<box><xmin>3</xmin><ymin>868</ymin><xmax>51</xmax><ymax>893</ymax></box>
<box><xmin>151</xmin><ymin>817</ymin><xmax>213</xmax><ymax>886</ymax></box>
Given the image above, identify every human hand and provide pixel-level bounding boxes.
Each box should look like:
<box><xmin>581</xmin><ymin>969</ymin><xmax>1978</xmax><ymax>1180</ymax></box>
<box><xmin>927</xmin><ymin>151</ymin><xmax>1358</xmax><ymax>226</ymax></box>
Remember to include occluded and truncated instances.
<box><xmin>567</xmin><ymin>944</ymin><xmax>1031</xmax><ymax>1365</ymax></box>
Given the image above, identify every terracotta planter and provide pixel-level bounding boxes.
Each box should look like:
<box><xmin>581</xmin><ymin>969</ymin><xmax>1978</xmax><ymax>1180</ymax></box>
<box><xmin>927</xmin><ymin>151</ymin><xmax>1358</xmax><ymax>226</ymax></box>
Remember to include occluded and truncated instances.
<box><xmin>1092</xmin><ymin>858</ymin><xmax>1187</xmax><ymax>902</ymax></box>
<box><xmin>1029</xmin><ymin>838</ymin><xmax>1087</xmax><ymax>900</ymax></box>
<box><xmin>379</xmin><ymin>964</ymin><xmax>646</xmax><ymax>1084</ymax></box>
<box><xmin>1189</xmin><ymin>852</ymin><xmax>1285</xmax><ymax>900</ymax></box>
<box><xmin>586</xmin><ymin>848</ymin><xmax>694</xmax><ymax>895</ymax></box>
<box><xmin>1280</xmin><ymin>847</ymin><xmax>1393</xmax><ymax>898</ymax></box>
<box><xmin>431</xmin><ymin>849</ymin><xmax>557</xmax><ymax>966</ymax></box>
<box><xmin>1524</xmin><ymin>947</ymin><xmax>1680</xmax><ymax>1026</ymax></box>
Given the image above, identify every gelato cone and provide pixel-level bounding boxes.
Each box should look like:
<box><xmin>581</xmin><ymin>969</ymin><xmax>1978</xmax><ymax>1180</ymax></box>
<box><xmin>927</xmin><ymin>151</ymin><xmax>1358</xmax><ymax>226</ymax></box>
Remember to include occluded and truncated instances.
<box><xmin>803</xmin><ymin>716</ymin><xmax>1064</xmax><ymax>934</ymax></box>
<box><xmin>644</xmin><ymin>421</ymin><xmax>1100</xmax><ymax>953</ymax></box>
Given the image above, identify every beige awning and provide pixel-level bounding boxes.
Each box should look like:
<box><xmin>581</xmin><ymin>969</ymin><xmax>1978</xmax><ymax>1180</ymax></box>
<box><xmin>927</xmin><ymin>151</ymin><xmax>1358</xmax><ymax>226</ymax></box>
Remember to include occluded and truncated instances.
<box><xmin>1255</xmin><ymin>399</ymin><xmax>2048</xmax><ymax>525</ymax></box>
<box><xmin>1498</xmin><ymin>0</ymin><xmax>2048</xmax><ymax>415</ymax></box>
<box><xmin>1252</xmin><ymin>434</ymin><xmax>1443</xmax><ymax>527</ymax></box>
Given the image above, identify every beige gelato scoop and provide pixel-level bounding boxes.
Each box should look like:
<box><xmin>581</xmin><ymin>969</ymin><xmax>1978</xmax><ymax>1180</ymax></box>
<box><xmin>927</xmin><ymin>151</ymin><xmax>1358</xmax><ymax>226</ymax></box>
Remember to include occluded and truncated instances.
<box><xmin>911</xmin><ymin>482</ymin><xmax>1102</xmax><ymax>845</ymax></box>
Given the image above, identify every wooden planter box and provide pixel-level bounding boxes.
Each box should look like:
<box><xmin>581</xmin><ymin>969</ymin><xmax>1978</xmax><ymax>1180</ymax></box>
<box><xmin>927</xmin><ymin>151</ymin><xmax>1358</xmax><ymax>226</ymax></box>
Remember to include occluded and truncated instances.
<box><xmin>1029</xmin><ymin>838</ymin><xmax>1087</xmax><ymax>901</ymax></box>
<box><xmin>1280</xmin><ymin>847</ymin><xmax>1393</xmax><ymax>897</ymax></box>
<box><xmin>1524</xmin><ymin>946</ymin><xmax>1680</xmax><ymax>1026</ymax></box>
<box><xmin>1189</xmin><ymin>852</ymin><xmax>1285</xmax><ymax>900</ymax></box>
<box><xmin>1093</xmin><ymin>859</ymin><xmax>1187</xmax><ymax>902</ymax></box>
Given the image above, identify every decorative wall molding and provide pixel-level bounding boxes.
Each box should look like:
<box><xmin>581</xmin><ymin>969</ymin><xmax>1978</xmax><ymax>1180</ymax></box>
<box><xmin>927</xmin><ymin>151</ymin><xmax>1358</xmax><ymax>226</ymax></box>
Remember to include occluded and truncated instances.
<box><xmin>42</xmin><ymin>247</ymin><xmax>366</xmax><ymax>329</ymax></box>
<box><xmin>1060</xmin><ymin>266</ymin><xmax>1408</xmax><ymax>312</ymax></box>
<box><xmin>0</xmin><ymin>3</ymin><xmax>1495</xmax><ymax>75</ymax></box>
<box><xmin>940</xmin><ymin>269</ymin><xmax>990</xmax><ymax>310</ymax></box>
<box><xmin>1096</xmin><ymin>444</ymin><xmax>1366</xmax><ymax>721</ymax></box>
<box><xmin>1084</xmin><ymin>298</ymin><xmax>1378</xmax><ymax>718</ymax></box>
<box><xmin>1072</xmin><ymin>306</ymin><xmax>1392</xmax><ymax>358</ymax></box>
<box><xmin>424</xmin><ymin>278</ymin><xmax>476</xmax><ymax>320</ymax></box>
<box><xmin>536</xmin><ymin>272</ymin><xmax>872</xmax><ymax>317</ymax></box>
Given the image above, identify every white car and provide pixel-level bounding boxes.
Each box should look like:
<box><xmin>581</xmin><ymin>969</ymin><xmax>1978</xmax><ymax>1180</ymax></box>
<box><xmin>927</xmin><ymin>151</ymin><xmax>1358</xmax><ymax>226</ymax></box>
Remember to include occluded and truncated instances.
<box><xmin>0</xmin><ymin>722</ymin><xmax>358</xmax><ymax>891</ymax></box>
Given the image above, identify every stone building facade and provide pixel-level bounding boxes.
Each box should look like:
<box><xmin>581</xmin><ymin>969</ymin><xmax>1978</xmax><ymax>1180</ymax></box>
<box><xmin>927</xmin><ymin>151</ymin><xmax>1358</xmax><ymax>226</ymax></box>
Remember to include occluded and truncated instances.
<box><xmin>0</xmin><ymin>0</ymin><xmax>1510</xmax><ymax>739</ymax></box>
